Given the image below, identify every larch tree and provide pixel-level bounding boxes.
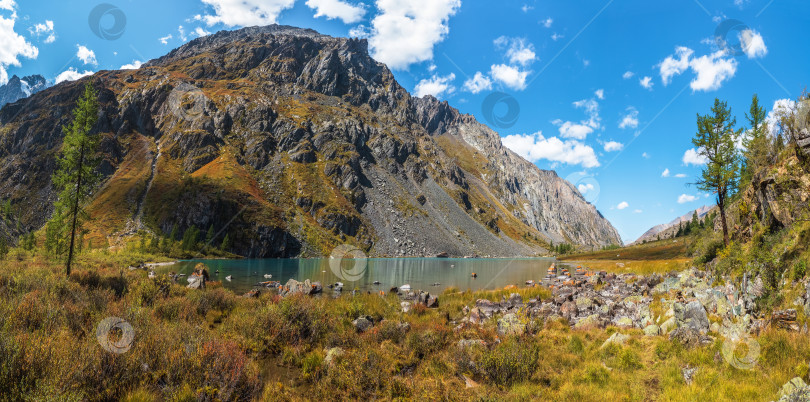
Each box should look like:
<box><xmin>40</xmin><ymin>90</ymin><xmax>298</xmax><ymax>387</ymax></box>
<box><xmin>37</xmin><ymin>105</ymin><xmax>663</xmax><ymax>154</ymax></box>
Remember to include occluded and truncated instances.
<box><xmin>693</xmin><ymin>98</ymin><xmax>741</xmax><ymax>247</ymax></box>
<box><xmin>51</xmin><ymin>82</ymin><xmax>101</xmax><ymax>275</ymax></box>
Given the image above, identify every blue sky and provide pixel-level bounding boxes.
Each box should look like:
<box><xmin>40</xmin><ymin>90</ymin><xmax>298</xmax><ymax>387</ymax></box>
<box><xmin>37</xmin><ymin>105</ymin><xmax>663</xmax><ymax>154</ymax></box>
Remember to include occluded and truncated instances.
<box><xmin>1</xmin><ymin>0</ymin><xmax>809</xmax><ymax>243</ymax></box>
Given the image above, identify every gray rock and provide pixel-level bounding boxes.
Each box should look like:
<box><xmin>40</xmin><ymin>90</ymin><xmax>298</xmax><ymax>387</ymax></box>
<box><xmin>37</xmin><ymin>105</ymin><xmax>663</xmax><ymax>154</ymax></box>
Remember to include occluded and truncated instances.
<box><xmin>497</xmin><ymin>313</ymin><xmax>526</xmax><ymax>336</ymax></box>
<box><xmin>675</xmin><ymin>301</ymin><xmax>710</xmax><ymax>334</ymax></box>
<box><xmin>352</xmin><ymin>316</ymin><xmax>373</xmax><ymax>333</ymax></box>
<box><xmin>601</xmin><ymin>332</ymin><xmax>629</xmax><ymax>348</ymax></box>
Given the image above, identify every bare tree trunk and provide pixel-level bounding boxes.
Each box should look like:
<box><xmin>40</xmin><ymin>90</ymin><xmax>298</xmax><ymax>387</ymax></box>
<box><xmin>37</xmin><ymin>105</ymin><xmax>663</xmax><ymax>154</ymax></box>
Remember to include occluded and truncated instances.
<box><xmin>66</xmin><ymin>144</ymin><xmax>85</xmax><ymax>276</ymax></box>
<box><xmin>718</xmin><ymin>190</ymin><xmax>729</xmax><ymax>247</ymax></box>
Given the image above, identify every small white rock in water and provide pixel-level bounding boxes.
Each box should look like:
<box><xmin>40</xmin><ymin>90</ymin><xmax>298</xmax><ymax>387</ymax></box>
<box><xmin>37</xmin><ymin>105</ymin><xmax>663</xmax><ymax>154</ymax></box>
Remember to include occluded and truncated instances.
<box><xmin>400</xmin><ymin>284</ymin><xmax>411</xmax><ymax>291</ymax></box>
<box><xmin>225</xmin><ymin>275</ymin><xmax>232</xmax><ymax>281</ymax></box>
<box><xmin>263</xmin><ymin>274</ymin><xmax>272</xmax><ymax>279</ymax></box>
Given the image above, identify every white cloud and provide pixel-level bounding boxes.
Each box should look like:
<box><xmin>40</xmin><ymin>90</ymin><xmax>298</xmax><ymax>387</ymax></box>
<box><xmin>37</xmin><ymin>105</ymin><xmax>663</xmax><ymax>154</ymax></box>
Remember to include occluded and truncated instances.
<box><xmin>551</xmin><ymin>33</ymin><xmax>563</xmax><ymax>41</ymax></box>
<box><xmin>619</xmin><ymin>107</ymin><xmax>639</xmax><ymax>129</ymax></box>
<box><xmin>622</xmin><ymin>71</ymin><xmax>634</xmax><ymax>79</ymax></box>
<box><xmin>521</xmin><ymin>4</ymin><xmax>533</xmax><ymax>13</ymax></box>
<box><xmin>683</xmin><ymin>148</ymin><xmax>708</xmax><ymax>165</ymax></box>
<box><xmin>556</xmin><ymin>121</ymin><xmax>593</xmax><ymax>140</ymax></box>
<box><xmin>674</xmin><ymin>173</ymin><xmax>687</xmax><ymax>178</ymax></box>
<box><xmin>463</xmin><ymin>71</ymin><xmax>492</xmax><ymax>94</ymax></box>
<box><xmin>633</xmin><ymin>209</ymin><xmax>643</xmax><ymax>214</ymax></box>
<box><xmin>55</xmin><ymin>67</ymin><xmax>94</xmax><ymax>84</ymax></box>
<box><xmin>642</xmin><ymin>152</ymin><xmax>650</xmax><ymax>159</ymax></box>
<box><xmin>76</xmin><ymin>45</ymin><xmax>97</xmax><ymax>65</ymax></box>
<box><xmin>29</xmin><ymin>20</ymin><xmax>56</xmax><ymax>43</ymax></box>
<box><xmin>640</xmin><ymin>76</ymin><xmax>653</xmax><ymax>90</ymax></box>
<box><xmin>541</xmin><ymin>17</ymin><xmax>552</xmax><ymax>28</ymax></box>
<box><xmin>594</xmin><ymin>89</ymin><xmax>604</xmax><ymax>100</ymax></box>
<box><xmin>193</xmin><ymin>27</ymin><xmax>211</xmax><ymax>37</ymax></box>
<box><xmin>578</xmin><ymin>183</ymin><xmax>595</xmax><ymax>194</ymax></box>
<box><xmin>0</xmin><ymin>9</ymin><xmax>38</xmax><ymax>85</ymax></box>
<box><xmin>177</xmin><ymin>25</ymin><xmax>187</xmax><ymax>41</ymax></box>
<box><xmin>494</xmin><ymin>36</ymin><xmax>536</xmax><ymax>66</ymax></box>
<box><xmin>366</xmin><ymin>0</ymin><xmax>460</xmax><ymax>70</ymax></box>
<box><xmin>198</xmin><ymin>0</ymin><xmax>295</xmax><ymax>26</ymax></box>
<box><xmin>306</xmin><ymin>0</ymin><xmax>366</xmax><ymax>24</ymax></box>
<box><xmin>159</xmin><ymin>34</ymin><xmax>173</xmax><ymax>44</ymax></box>
<box><xmin>740</xmin><ymin>29</ymin><xmax>767</xmax><ymax>59</ymax></box>
<box><xmin>502</xmin><ymin>131</ymin><xmax>600</xmax><ymax>168</ymax></box>
<box><xmin>659</xmin><ymin>46</ymin><xmax>693</xmax><ymax>85</ymax></box>
<box><xmin>414</xmin><ymin>72</ymin><xmax>455</xmax><ymax>98</ymax></box>
<box><xmin>120</xmin><ymin>60</ymin><xmax>142</xmax><ymax>70</ymax></box>
<box><xmin>616</xmin><ymin>201</ymin><xmax>629</xmax><ymax>210</ymax></box>
<box><xmin>489</xmin><ymin>64</ymin><xmax>529</xmax><ymax>91</ymax></box>
<box><xmin>661</xmin><ymin>168</ymin><xmax>671</xmax><ymax>178</ymax></box>
<box><xmin>678</xmin><ymin>194</ymin><xmax>698</xmax><ymax>204</ymax></box>
<box><xmin>766</xmin><ymin>98</ymin><xmax>797</xmax><ymax>136</ymax></box>
<box><xmin>604</xmin><ymin>141</ymin><xmax>623</xmax><ymax>152</ymax></box>
<box><xmin>657</xmin><ymin>46</ymin><xmax>738</xmax><ymax>91</ymax></box>
<box><xmin>689</xmin><ymin>50</ymin><xmax>736</xmax><ymax>91</ymax></box>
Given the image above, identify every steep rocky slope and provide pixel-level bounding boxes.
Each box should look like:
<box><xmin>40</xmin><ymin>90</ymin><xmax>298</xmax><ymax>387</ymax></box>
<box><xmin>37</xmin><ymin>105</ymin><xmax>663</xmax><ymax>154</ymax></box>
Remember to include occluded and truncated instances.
<box><xmin>0</xmin><ymin>25</ymin><xmax>620</xmax><ymax>257</ymax></box>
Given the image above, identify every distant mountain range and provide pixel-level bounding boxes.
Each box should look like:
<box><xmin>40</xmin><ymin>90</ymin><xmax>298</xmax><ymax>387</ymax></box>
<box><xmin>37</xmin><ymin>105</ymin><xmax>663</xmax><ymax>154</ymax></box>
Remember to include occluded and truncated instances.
<box><xmin>632</xmin><ymin>205</ymin><xmax>713</xmax><ymax>244</ymax></box>
<box><xmin>0</xmin><ymin>75</ymin><xmax>48</xmax><ymax>107</ymax></box>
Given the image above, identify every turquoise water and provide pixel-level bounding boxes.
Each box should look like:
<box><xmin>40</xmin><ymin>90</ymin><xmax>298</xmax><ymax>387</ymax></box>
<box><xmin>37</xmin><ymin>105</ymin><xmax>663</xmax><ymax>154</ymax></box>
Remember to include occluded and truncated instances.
<box><xmin>163</xmin><ymin>258</ymin><xmax>558</xmax><ymax>294</ymax></box>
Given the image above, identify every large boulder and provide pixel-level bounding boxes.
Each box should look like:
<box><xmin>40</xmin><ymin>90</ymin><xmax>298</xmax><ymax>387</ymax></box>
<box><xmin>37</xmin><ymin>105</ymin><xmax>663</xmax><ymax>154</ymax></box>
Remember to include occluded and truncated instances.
<box><xmin>675</xmin><ymin>301</ymin><xmax>710</xmax><ymax>334</ymax></box>
<box><xmin>778</xmin><ymin>377</ymin><xmax>810</xmax><ymax>401</ymax></box>
<box><xmin>352</xmin><ymin>316</ymin><xmax>374</xmax><ymax>333</ymax></box>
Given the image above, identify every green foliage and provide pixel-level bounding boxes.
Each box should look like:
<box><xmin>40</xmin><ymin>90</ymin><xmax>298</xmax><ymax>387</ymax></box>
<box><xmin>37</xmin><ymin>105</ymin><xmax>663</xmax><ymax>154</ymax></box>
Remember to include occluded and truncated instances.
<box><xmin>180</xmin><ymin>225</ymin><xmax>199</xmax><ymax>251</ymax></box>
<box><xmin>0</xmin><ymin>237</ymin><xmax>8</xmax><ymax>260</ymax></box>
<box><xmin>554</xmin><ymin>243</ymin><xmax>574</xmax><ymax>255</ymax></box>
<box><xmin>793</xmin><ymin>259</ymin><xmax>807</xmax><ymax>281</ymax></box>
<box><xmin>50</xmin><ymin>82</ymin><xmax>101</xmax><ymax>274</ymax></box>
<box><xmin>741</xmin><ymin>94</ymin><xmax>770</xmax><ymax>185</ymax></box>
<box><xmin>220</xmin><ymin>233</ymin><xmax>231</xmax><ymax>251</ymax></box>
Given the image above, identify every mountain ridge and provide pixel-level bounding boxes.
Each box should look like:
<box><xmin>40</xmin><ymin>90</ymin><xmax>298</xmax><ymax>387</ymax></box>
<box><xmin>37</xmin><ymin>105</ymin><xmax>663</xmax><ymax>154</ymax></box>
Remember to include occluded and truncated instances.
<box><xmin>0</xmin><ymin>24</ymin><xmax>621</xmax><ymax>256</ymax></box>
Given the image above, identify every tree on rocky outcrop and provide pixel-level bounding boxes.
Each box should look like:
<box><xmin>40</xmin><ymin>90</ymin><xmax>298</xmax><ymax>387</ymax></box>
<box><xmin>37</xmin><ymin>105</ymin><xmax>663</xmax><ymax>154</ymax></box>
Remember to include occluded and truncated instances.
<box><xmin>692</xmin><ymin>98</ymin><xmax>741</xmax><ymax>247</ymax></box>
<box><xmin>741</xmin><ymin>94</ymin><xmax>769</xmax><ymax>185</ymax></box>
<box><xmin>221</xmin><ymin>233</ymin><xmax>231</xmax><ymax>252</ymax></box>
<box><xmin>50</xmin><ymin>82</ymin><xmax>101</xmax><ymax>275</ymax></box>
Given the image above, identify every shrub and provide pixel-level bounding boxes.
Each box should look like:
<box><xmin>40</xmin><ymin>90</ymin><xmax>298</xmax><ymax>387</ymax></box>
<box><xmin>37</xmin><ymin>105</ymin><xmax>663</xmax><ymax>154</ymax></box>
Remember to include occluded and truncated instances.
<box><xmin>480</xmin><ymin>338</ymin><xmax>538</xmax><ymax>386</ymax></box>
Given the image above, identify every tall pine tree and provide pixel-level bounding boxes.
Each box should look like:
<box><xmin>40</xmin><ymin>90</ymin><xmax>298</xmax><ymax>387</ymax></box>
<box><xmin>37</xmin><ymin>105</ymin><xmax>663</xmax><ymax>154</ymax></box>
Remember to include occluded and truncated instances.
<box><xmin>51</xmin><ymin>82</ymin><xmax>101</xmax><ymax>275</ymax></box>
<box><xmin>693</xmin><ymin>99</ymin><xmax>740</xmax><ymax>247</ymax></box>
<box><xmin>741</xmin><ymin>94</ymin><xmax>768</xmax><ymax>184</ymax></box>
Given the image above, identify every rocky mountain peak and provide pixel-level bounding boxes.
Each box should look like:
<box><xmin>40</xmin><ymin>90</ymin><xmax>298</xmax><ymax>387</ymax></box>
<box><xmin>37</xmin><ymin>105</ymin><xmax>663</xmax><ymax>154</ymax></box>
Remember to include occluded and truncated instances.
<box><xmin>0</xmin><ymin>24</ymin><xmax>620</xmax><ymax>255</ymax></box>
<box><xmin>0</xmin><ymin>74</ymin><xmax>48</xmax><ymax>107</ymax></box>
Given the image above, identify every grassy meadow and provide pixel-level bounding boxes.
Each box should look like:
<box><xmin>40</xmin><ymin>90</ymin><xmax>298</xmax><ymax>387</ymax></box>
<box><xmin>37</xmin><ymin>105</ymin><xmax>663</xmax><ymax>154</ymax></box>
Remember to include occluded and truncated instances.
<box><xmin>0</xmin><ymin>246</ymin><xmax>807</xmax><ymax>401</ymax></box>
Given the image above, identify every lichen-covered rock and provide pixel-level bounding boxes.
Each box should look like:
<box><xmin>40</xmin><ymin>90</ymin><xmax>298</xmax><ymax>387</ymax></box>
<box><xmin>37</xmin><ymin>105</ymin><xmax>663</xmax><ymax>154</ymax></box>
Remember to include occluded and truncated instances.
<box><xmin>497</xmin><ymin>313</ymin><xmax>525</xmax><ymax>336</ymax></box>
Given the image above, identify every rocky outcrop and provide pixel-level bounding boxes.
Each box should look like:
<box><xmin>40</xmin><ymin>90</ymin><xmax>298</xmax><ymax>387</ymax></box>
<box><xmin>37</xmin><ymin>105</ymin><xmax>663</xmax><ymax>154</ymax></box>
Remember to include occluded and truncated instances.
<box><xmin>0</xmin><ymin>25</ymin><xmax>619</xmax><ymax>255</ymax></box>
